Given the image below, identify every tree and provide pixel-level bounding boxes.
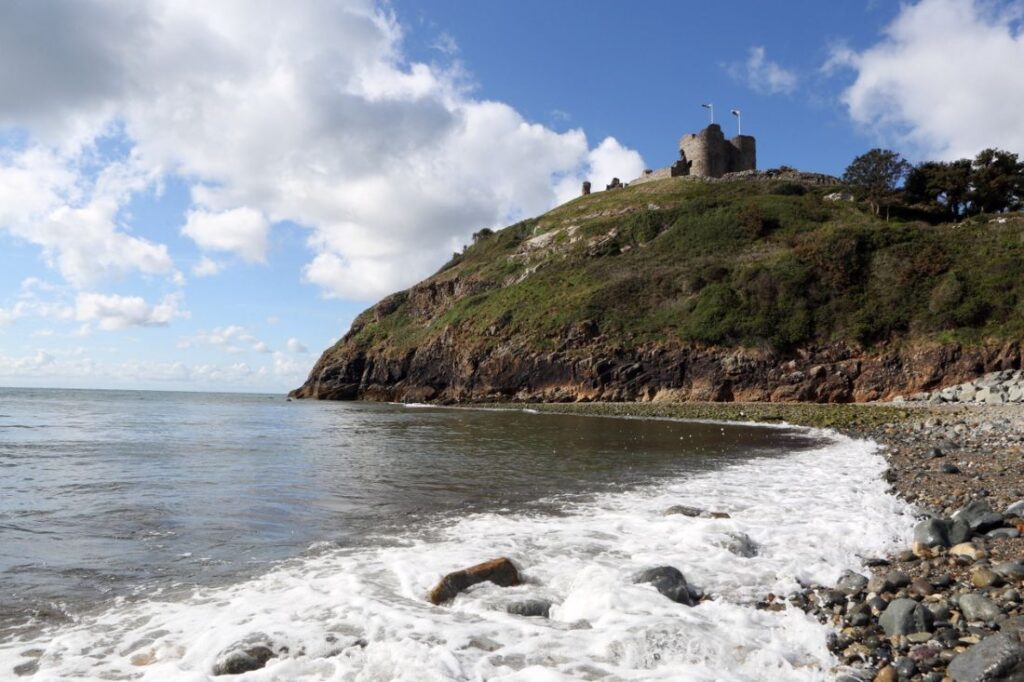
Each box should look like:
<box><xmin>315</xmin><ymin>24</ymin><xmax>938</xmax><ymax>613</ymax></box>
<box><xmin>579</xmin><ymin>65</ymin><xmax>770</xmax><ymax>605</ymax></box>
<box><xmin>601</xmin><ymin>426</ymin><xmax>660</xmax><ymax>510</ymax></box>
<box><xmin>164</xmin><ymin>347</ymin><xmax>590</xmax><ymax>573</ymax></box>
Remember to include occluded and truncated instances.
<box><xmin>970</xmin><ymin>148</ymin><xmax>1024</xmax><ymax>214</ymax></box>
<box><xmin>905</xmin><ymin>159</ymin><xmax>972</xmax><ymax>219</ymax></box>
<box><xmin>843</xmin><ymin>149</ymin><xmax>911</xmax><ymax>218</ymax></box>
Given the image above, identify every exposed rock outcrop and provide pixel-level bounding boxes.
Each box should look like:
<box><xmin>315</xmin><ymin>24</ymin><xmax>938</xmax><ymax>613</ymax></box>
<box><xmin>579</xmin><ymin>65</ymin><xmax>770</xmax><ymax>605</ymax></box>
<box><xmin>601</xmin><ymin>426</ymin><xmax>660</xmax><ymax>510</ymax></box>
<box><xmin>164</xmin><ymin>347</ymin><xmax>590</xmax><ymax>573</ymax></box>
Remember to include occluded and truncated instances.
<box><xmin>291</xmin><ymin>334</ymin><xmax>1022</xmax><ymax>405</ymax></box>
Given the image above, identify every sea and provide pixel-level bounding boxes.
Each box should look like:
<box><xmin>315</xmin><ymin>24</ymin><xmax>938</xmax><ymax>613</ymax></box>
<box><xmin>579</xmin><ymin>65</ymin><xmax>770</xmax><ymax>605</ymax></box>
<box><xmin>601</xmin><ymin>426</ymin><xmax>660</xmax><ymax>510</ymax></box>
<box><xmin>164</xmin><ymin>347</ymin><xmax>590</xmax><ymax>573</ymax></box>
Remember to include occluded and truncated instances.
<box><xmin>0</xmin><ymin>387</ymin><xmax>914</xmax><ymax>681</ymax></box>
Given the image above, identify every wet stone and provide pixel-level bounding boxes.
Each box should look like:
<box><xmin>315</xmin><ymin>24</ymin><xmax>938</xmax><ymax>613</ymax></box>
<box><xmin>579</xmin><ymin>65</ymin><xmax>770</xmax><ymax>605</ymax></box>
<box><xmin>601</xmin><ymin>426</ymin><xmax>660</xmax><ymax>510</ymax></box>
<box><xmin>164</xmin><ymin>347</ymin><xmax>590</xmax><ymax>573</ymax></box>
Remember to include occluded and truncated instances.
<box><xmin>971</xmin><ymin>566</ymin><xmax>1004</xmax><ymax>589</ymax></box>
<box><xmin>13</xmin><ymin>660</ymin><xmax>39</xmax><ymax>677</ymax></box>
<box><xmin>993</xmin><ymin>561</ymin><xmax>1024</xmax><ymax>580</ymax></box>
<box><xmin>724</xmin><ymin>532</ymin><xmax>759</xmax><ymax>558</ymax></box>
<box><xmin>879</xmin><ymin>598</ymin><xmax>935</xmax><ymax>636</ymax></box>
<box><xmin>632</xmin><ymin>566</ymin><xmax>695</xmax><ymax>606</ymax></box>
<box><xmin>507</xmin><ymin>599</ymin><xmax>552</xmax><ymax>618</ymax></box>
<box><xmin>909</xmin><ymin>577</ymin><xmax>934</xmax><ymax>597</ymax></box>
<box><xmin>947</xmin><ymin>631</ymin><xmax>1024</xmax><ymax>682</ymax></box>
<box><xmin>428</xmin><ymin>557</ymin><xmax>521</xmax><ymax>605</ymax></box>
<box><xmin>913</xmin><ymin>518</ymin><xmax>951</xmax><ymax>548</ymax></box>
<box><xmin>958</xmin><ymin>593</ymin><xmax>1001</xmax><ymax>622</ymax></box>
<box><xmin>837</xmin><ymin>571</ymin><xmax>869</xmax><ymax>596</ymax></box>
<box><xmin>955</xmin><ymin>500</ymin><xmax>1005</xmax><ymax>534</ymax></box>
<box><xmin>949</xmin><ymin>518</ymin><xmax>973</xmax><ymax>545</ymax></box>
<box><xmin>212</xmin><ymin>633</ymin><xmax>284</xmax><ymax>676</ymax></box>
<box><xmin>985</xmin><ymin>527</ymin><xmax>1020</xmax><ymax>539</ymax></box>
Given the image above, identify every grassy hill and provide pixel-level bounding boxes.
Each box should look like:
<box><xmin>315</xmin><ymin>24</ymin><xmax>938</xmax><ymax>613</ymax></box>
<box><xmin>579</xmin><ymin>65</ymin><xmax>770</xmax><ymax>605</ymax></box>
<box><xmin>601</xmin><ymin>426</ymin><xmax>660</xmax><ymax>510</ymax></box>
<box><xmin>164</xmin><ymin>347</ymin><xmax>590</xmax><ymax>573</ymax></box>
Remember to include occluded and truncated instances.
<box><xmin>294</xmin><ymin>174</ymin><xmax>1024</xmax><ymax>403</ymax></box>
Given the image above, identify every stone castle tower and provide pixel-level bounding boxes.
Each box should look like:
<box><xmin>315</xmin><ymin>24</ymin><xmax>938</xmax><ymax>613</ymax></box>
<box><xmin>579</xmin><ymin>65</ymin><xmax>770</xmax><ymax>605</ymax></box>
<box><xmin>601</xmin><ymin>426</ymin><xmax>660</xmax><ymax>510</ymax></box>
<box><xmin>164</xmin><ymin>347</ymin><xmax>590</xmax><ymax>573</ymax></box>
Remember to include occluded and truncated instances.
<box><xmin>673</xmin><ymin>123</ymin><xmax>756</xmax><ymax>178</ymax></box>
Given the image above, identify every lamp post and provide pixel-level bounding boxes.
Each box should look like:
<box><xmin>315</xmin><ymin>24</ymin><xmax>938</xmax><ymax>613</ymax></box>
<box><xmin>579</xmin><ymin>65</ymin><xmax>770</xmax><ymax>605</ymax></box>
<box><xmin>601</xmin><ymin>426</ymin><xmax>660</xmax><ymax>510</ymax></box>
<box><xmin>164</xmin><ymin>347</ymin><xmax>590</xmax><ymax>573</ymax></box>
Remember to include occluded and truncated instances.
<box><xmin>701</xmin><ymin>103</ymin><xmax>714</xmax><ymax>124</ymax></box>
<box><xmin>731</xmin><ymin>109</ymin><xmax>741</xmax><ymax>136</ymax></box>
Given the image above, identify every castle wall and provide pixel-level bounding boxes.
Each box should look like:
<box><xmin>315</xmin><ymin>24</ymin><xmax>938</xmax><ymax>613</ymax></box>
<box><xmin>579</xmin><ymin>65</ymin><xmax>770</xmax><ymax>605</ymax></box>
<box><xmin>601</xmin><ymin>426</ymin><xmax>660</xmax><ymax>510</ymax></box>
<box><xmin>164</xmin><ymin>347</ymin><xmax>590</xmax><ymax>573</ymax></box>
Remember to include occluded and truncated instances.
<box><xmin>678</xmin><ymin>124</ymin><xmax>756</xmax><ymax>178</ymax></box>
<box><xmin>729</xmin><ymin>135</ymin><xmax>756</xmax><ymax>173</ymax></box>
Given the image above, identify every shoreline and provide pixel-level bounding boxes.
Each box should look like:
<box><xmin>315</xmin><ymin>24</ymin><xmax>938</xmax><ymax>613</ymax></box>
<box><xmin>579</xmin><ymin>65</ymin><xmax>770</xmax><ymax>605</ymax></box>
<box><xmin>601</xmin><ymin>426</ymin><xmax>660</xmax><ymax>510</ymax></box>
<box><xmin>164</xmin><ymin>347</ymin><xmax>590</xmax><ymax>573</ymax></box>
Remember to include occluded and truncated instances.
<box><xmin>486</xmin><ymin>401</ymin><xmax>1024</xmax><ymax>681</ymax></box>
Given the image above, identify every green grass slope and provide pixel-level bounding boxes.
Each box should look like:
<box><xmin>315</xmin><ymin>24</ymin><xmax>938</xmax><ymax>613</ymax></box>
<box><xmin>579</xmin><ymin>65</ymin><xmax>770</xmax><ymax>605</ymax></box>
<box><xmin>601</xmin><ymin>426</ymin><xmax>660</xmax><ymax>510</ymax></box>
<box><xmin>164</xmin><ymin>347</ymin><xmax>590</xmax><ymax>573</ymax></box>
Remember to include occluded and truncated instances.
<box><xmin>340</xmin><ymin>175</ymin><xmax>1024</xmax><ymax>361</ymax></box>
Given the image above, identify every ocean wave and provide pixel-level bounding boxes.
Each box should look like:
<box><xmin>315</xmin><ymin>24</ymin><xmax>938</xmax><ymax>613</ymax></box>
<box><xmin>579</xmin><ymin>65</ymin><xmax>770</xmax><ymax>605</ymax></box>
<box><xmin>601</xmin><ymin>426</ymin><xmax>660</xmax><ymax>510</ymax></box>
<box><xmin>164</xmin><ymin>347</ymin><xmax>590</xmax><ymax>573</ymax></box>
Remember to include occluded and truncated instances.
<box><xmin>0</xmin><ymin>431</ymin><xmax>914</xmax><ymax>681</ymax></box>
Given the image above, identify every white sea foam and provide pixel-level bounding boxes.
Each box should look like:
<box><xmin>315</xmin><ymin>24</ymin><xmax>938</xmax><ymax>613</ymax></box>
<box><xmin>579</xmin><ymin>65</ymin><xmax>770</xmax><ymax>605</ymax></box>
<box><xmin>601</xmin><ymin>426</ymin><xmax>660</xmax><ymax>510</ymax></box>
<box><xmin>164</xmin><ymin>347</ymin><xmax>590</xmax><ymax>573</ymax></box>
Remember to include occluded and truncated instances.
<box><xmin>1</xmin><ymin>428</ymin><xmax>914</xmax><ymax>681</ymax></box>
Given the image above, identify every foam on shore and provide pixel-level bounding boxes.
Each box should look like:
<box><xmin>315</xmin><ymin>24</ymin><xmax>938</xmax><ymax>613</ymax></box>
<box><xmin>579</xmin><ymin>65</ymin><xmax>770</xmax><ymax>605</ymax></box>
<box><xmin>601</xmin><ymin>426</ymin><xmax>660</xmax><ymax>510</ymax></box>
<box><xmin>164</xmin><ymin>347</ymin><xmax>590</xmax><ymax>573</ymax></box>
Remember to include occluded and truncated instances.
<box><xmin>1</xmin><ymin>429</ymin><xmax>914</xmax><ymax>681</ymax></box>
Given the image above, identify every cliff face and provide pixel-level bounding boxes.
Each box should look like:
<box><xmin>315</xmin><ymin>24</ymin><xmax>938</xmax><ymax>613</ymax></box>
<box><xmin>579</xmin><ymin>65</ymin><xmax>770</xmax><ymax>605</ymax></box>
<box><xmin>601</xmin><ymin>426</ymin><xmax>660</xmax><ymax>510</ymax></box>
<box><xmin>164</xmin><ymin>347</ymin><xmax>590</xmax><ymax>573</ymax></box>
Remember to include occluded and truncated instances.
<box><xmin>292</xmin><ymin>175</ymin><xmax>1024</xmax><ymax>403</ymax></box>
<box><xmin>291</xmin><ymin>332</ymin><xmax>1021</xmax><ymax>404</ymax></box>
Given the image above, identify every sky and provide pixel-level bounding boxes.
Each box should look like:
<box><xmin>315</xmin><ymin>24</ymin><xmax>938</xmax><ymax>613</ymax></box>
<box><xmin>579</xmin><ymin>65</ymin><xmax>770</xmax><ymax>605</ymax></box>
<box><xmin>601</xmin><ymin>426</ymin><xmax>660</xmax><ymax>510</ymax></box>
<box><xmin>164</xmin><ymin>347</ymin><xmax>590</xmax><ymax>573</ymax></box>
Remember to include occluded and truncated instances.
<box><xmin>1</xmin><ymin>0</ymin><xmax>1023</xmax><ymax>393</ymax></box>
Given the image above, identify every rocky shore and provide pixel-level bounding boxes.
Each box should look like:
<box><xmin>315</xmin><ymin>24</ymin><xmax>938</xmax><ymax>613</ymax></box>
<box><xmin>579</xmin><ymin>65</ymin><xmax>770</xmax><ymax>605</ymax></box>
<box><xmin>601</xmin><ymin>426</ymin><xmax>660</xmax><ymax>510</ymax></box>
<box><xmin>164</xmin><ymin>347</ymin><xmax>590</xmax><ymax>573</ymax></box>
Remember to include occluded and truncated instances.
<box><xmin>491</xmin><ymin>401</ymin><xmax>1024</xmax><ymax>681</ymax></box>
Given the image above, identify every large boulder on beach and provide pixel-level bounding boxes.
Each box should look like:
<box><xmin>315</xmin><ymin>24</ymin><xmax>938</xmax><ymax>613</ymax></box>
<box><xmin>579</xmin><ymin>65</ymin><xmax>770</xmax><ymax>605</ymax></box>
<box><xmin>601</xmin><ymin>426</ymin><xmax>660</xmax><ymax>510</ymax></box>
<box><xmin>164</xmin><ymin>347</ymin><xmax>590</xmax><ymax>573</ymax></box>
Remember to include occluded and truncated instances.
<box><xmin>947</xmin><ymin>630</ymin><xmax>1024</xmax><ymax>682</ymax></box>
<box><xmin>632</xmin><ymin>566</ymin><xmax>695</xmax><ymax>606</ymax></box>
<box><xmin>879</xmin><ymin>598</ymin><xmax>934</xmax><ymax>636</ymax></box>
<box><xmin>428</xmin><ymin>557</ymin><xmax>521</xmax><ymax>605</ymax></box>
<box><xmin>212</xmin><ymin>632</ymin><xmax>285</xmax><ymax>676</ymax></box>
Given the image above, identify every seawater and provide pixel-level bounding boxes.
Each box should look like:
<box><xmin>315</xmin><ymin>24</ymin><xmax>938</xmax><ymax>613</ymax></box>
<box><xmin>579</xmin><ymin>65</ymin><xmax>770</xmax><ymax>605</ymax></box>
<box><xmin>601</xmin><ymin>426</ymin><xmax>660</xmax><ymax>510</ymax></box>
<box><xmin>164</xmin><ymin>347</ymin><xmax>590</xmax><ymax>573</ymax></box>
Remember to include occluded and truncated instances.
<box><xmin>0</xmin><ymin>388</ymin><xmax>914</xmax><ymax>680</ymax></box>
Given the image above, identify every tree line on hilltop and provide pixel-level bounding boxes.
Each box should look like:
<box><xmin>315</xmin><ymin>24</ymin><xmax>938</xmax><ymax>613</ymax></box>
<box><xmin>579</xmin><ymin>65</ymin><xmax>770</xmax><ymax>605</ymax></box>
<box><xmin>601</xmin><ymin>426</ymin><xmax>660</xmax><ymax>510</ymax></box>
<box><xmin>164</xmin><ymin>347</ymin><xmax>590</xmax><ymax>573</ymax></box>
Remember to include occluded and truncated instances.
<box><xmin>842</xmin><ymin>147</ymin><xmax>1024</xmax><ymax>221</ymax></box>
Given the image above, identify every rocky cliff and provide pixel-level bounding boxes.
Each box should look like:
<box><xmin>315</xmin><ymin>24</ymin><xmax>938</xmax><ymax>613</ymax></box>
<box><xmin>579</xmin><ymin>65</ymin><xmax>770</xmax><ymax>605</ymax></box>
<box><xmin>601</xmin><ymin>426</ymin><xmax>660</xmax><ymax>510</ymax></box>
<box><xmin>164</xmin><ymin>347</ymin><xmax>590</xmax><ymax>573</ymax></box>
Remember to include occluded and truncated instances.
<box><xmin>292</xmin><ymin>174</ymin><xmax>1024</xmax><ymax>403</ymax></box>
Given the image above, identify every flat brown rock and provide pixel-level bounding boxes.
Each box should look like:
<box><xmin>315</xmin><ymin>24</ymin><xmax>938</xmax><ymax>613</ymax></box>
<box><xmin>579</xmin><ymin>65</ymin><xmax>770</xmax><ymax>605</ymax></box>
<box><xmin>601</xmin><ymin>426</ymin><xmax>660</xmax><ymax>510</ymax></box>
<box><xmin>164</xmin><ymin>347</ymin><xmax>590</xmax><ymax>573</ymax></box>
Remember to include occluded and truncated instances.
<box><xmin>427</xmin><ymin>557</ymin><xmax>521</xmax><ymax>605</ymax></box>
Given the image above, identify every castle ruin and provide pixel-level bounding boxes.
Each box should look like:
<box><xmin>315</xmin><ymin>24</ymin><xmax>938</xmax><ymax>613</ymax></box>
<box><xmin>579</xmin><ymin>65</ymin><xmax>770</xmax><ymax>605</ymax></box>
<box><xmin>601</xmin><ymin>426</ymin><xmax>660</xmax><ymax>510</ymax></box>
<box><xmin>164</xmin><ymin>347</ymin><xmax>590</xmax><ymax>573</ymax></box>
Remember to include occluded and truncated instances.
<box><xmin>674</xmin><ymin>123</ymin><xmax>756</xmax><ymax>178</ymax></box>
<box><xmin>624</xmin><ymin>123</ymin><xmax>757</xmax><ymax>189</ymax></box>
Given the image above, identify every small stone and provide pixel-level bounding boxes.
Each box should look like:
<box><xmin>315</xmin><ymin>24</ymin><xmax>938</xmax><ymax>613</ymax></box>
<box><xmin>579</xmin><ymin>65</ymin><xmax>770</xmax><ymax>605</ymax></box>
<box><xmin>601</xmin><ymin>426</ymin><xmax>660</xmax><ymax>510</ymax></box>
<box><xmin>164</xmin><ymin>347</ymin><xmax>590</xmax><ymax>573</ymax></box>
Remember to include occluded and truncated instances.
<box><xmin>950</xmin><ymin>543</ymin><xmax>984</xmax><ymax>560</ymax></box>
<box><xmin>886</xmin><ymin>571</ymin><xmax>912</xmax><ymax>589</ymax></box>
<box><xmin>971</xmin><ymin>567</ymin><xmax>1004</xmax><ymax>589</ymax></box>
<box><xmin>992</xmin><ymin>561</ymin><xmax>1024</xmax><ymax>581</ymax></box>
<box><xmin>873</xmin><ymin>665</ymin><xmax>897</xmax><ymax>682</ymax></box>
<box><xmin>880</xmin><ymin>598</ymin><xmax>935</xmax><ymax>636</ymax></box>
<box><xmin>664</xmin><ymin>505</ymin><xmax>730</xmax><ymax>519</ymax></box>
<box><xmin>985</xmin><ymin>527</ymin><xmax>1020</xmax><ymax>539</ymax></box>
<box><xmin>837</xmin><ymin>571</ymin><xmax>869</xmax><ymax>596</ymax></box>
<box><xmin>892</xmin><ymin>656</ymin><xmax>918</xmax><ymax>678</ymax></box>
<box><xmin>926</xmin><ymin>601</ymin><xmax>951</xmax><ymax>622</ymax></box>
<box><xmin>909</xmin><ymin>577</ymin><xmax>934</xmax><ymax>597</ymax></box>
<box><xmin>507</xmin><ymin>599</ymin><xmax>552</xmax><ymax>618</ymax></box>
<box><xmin>942</xmin><ymin>463</ymin><xmax>962</xmax><ymax>474</ymax></box>
<box><xmin>958</xmin><ymin>593</ymin><xmax>1002</xmax><ymax>622</ymax></box>
<box><xmin>723</xmin><ymin>532</ymin><xmax>758</xmax><ymax>558</ymax></box>
<box><xmin>949</xmin><ymin>518</ymin><xmax>973</xmax><ymax>545</ymax></box>
<box><xmin>914</xmin><ymin>518</ymin><xmax>951</xmax><ymax>548</ymax></box>
<box><xmin>13</xmin><ymin>661</ymin><xmax>39</xmax><ymax>677</ymax></box>
<box><xmin>663</xmin><ymin>505</ymin><xmax>704</xmax><ymax>517</ymax></box>
<box><xmin>212</xmin><ymin>633</ymin><xmax>283</xmax><ymax>676</ymax></box>
<box><xmin>954</xmin><ymin>500</ymin><xmax>1005</xmax><ymax>534</ymax></box>
<box><xmin>907</xmin><ymin>632</ymin><xmax>934</xmax><ymax>643</ymax></box>
<box><xmin>1006</xmin><ymin>500</ymin><xmax>1024</xmax><ymax>516</ymax></box>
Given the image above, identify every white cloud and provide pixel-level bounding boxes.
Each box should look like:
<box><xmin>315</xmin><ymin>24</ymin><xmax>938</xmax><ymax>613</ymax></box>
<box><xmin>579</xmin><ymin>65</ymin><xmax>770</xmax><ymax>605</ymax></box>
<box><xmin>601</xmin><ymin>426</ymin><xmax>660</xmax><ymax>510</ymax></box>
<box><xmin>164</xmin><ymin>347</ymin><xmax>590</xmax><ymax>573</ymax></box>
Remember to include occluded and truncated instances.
<box><xmin>0</xmin><ymin>302</ymin><xmax>27</xmax><ymax>325</ymax></box>
<box><xmin>181</xmin><ymin>207</ymin><xmax>270</xmax><ymax>263</ymax></box>
<box><xmin>557</xmin><ymin>135</ymin><xmax>643</xmax><ymax>201</ymax></box>
<box><xmin>0</xmin><ymin>149</ymin><xmax>174</xmax><ymax>287</ymax></box>
<box><xmin>272</xmin><ymin>351</ymin><xmax>304</xmax><ymax>376</ymax></box>
<box><xmin>181</xmin><ymin>324</ymin><xmax>270</xmax><ymax>354</ymax></box>
<box><xmin>833</xmin><ymin>0</ymin><xmax>1024</xmax><ymax>159</ymax></box>
<box><xmin>729</xmin><ymin>46</ymin><xmax>798</xmax><ymax>95</ymax></box>
<box><xmin>74</xmin><ymin>292</ymin><xmax>187</xmax><ymax>330</ymax></box>
<box><xmin>286</xmin><ymin>337</ymin><xmax>308</xmax><ymax>353</ymax></box>
<box><xmin>0</xmin><ymin>1</ymin><xmax>644</xmax><ymax>301</ymax></box>
<box><xmin>191</xmin><ymin>256</ymin><xmax>223</xmax><ymax>277</ymax></box>
<box><xmin>0</xmin><ymin>349</ymin><xmax>295</xmax><ymax>389</ymax></box>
